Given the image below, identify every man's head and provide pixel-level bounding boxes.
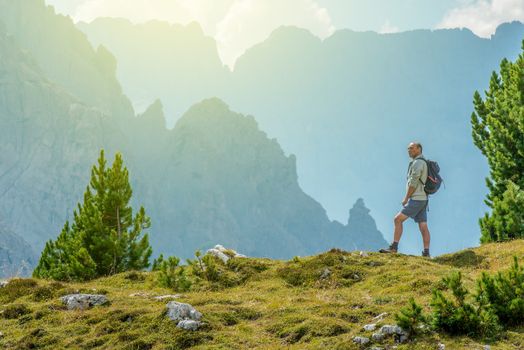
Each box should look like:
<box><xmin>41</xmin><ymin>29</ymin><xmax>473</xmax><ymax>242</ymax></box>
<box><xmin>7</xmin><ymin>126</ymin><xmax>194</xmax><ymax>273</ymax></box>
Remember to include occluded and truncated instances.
<box><xmin>407</xmin><ymin>142</ymin><xmax>423</xmax><ymax>158</ymax></box>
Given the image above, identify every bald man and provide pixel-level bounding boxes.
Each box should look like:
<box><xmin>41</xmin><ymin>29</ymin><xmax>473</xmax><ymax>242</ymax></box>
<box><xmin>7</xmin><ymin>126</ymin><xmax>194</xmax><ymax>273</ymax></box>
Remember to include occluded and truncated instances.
<box><xmin>380</xmin><ymin>142</ymin><xmax>431</xmax><ymax>257</ymax></box>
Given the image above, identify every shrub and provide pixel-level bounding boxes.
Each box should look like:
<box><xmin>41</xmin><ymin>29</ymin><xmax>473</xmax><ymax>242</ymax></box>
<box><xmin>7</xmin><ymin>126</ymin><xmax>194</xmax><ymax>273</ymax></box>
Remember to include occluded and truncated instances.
<box><xmin>156</xmin><ymin>256</ymin><xmax>192</xmax><ymax>292</ymax></box>
<box><xmin>430</xmin><ymin>271</ymin><xmax>500</xmax><ymax>338</ymax></box>
<box><xmin>477</xmin><ymin>256</ymin><xmax>524</xmax><ymax>326</ymax></box>
<box><xmin>395</xmin><ymin>297</ymin><xmax>427</xmax><ymax>335</ymax></box>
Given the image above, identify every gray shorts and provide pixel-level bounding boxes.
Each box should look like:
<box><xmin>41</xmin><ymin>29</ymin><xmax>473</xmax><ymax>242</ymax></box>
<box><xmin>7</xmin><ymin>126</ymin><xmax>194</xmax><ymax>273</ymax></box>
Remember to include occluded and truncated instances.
<box><xmin>401</xmin><ymin>199</ymin><xmax>428</xmax><ymax>223</ymax></box>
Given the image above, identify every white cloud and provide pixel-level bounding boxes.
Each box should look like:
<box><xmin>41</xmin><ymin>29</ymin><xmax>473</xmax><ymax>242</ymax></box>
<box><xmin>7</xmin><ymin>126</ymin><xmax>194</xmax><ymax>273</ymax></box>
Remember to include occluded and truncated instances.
<box><xmin>215</xmin><ymin>0</ymin><xmax>335</xmax><ymax>69</ymax></box>
<box><xmin>378</xmin><ymin>20</ymin><xmax>400</xmax><ymax>34</ymax></box>
<box><xmin>437</xmin><ymin>0</ymin><xmax>524</xmax><ymax>37</ymax></box>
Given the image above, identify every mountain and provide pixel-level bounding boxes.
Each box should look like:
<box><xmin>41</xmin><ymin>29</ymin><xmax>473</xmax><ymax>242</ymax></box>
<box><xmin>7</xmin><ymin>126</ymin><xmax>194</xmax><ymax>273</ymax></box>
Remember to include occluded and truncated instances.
<box><xmin>76</xmin><ymin>17</ymin><xmax>230</xmax><ymax>122</ymax></box>
<box><xmin>0</xmin><ymin>222</ymin><xmax>36</xmax><ymax>277</ymax></box>
<box><xmin>77</xmin><ymin>18</ymin><xmax>524</xmax><ymax>255</ymax></box>
<box><xmin>1</xmin><ymin>240</ymin><xmax>524</xmax><ymax>348</ymax></box>
<box><xmin>137</xmin><ymin>98</ymin><xmax>387</xmax><ymax>259</ymax></box>
<box><xmin>0</xmin><ymin>0</ymin><xmax>133</xmax><ymax>119</ymax></box>
<box><xmin>0</xmin><ymin>0</ymin><xmax>386</xmax><ymax>275</ymax></box>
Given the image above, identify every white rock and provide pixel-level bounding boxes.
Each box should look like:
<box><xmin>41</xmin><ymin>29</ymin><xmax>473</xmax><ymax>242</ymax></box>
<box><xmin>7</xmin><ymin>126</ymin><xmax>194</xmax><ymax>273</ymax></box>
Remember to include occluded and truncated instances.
<box><xmin>438</xmin><ymin>343</ymin><xmax>445</xmax><ymax>350</ymax></box>
<box><xmin>129</xmin><ymin>292</ymin><xmax>151</xmax><ymax>298</ymax></box>
<box><xmin>0</xmin><ymin>280</ymin><xmax>8</xmax><ymax>288</ymax></box>
<box><xmin>363</xmin><ymin>323</ymin><xmax>377</xmax><ymax>331</ymax></box>
<box><xmin>320</xmin><ymin>267</ymin><xmax>331</xmax><ymax>279</ymax></box>
<box><xmin>484</xmin><ymin>346</ymin><xmax>491</xmax><ymax>350</ymax></box>
<box><xmin>177</xmin><ymin>319</ymin><xmax>201</xmax><ymax>331</ymax></box>
<box><xmin>372</xmin><ymin>312</ymin><xmax>388</xmax><ymax>321</ymax></box>
<box><xmin>153</xmin><ymin>294</ymin><xmax>182</xmax><ymax>301</ymax></box>
<box><xmin>60</xmin><ymin>294</ymin><xmax>109</xmax><ymax>310</ymax></box>
<box><xmin>206</xmin><ymin>248</ymin><xmax>230</xmax><ymax>263</ymax></box>
<box><xmin>360</xmin><ymin>251</ymin><xmax>369</xmax><ymax>257</ymax></box>
<box><xmin>166</xmin><ymin>301</ymin><xmax>202</xmax><ymax>322</ymax></box>
<box><xmin>207</xmin><ymin>244</ymin><xmax>247</xmax><ymax>262</ymax></box>
<box><xmin>379</xmin><ymin>324</ymin><xmax>405</xmax><ymax>335</ymax></box>
<box><xmin>353</xmin><ymin>336</ymin><xmax>370</xmax><ymax>345</ymax></box>
<box><xmin>372</xmin><ymin>332</ymin><xmax>385</xmax><ymax>342</ymax></box>
<box><xmin>399</xmin><ymin>334</ymin><xmax>409</xmax><ymax>343</ymax></box>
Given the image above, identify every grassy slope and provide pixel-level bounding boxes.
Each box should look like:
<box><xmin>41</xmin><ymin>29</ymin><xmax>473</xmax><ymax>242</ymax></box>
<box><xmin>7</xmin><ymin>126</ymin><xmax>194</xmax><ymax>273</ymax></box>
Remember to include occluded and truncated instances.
<box><xmin>1</xmin><ymin>241</ymin><xmax>524</xmax><ymax>349</ymax></box>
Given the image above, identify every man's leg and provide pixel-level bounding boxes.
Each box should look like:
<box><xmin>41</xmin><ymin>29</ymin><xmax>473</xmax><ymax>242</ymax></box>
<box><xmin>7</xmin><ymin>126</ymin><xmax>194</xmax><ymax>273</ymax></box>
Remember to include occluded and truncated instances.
<box><xmin>418</xmin><ymin>221</ymin><xmax>430</xmax><ymax>250</ymax></box>
<box><xmin>380</xmin><ymin>212</ymin><xmax>410</xmax><ymax>253</ymax></box>
<box><xmin>393</xmin><ymin>212</ymin><xmax>409</xmax><ymax>243</ymax></box>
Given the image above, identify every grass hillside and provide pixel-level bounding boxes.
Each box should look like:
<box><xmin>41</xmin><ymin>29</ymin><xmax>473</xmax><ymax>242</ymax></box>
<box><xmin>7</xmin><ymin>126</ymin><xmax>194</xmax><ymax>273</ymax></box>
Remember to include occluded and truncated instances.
<box><xmin>1</xmin><ymin>241</ymin><xmax>524</xmax><ymax>349</ymax></box>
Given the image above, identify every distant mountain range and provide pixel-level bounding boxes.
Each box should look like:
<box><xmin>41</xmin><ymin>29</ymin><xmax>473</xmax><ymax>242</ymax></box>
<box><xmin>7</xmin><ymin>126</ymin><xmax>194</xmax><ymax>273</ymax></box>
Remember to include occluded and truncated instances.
<box><xmin>0</xmin><ymin>0</ymin><xmax>387</xmax><ymax>276</ymax></box>
<box><xmin>78</xmin><ymin>16</ymin><xmax>524</xmax><ymax>255</ymax></box>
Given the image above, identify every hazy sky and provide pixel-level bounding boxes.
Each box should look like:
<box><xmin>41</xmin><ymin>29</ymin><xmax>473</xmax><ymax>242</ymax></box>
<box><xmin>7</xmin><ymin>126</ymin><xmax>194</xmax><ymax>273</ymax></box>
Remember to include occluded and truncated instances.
<box><xmin>46</xmin><ymin>0</ymin><xmax>524</xmax><ymax>68</ymax></box>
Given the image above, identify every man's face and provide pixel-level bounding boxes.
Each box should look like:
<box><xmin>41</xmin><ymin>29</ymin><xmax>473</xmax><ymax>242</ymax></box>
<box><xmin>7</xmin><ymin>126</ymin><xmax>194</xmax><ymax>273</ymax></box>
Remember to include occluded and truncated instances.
<box><xmin>407</xmin><ymin>143</ymin><xmax>420</xmax><ymax>158</ymax></box>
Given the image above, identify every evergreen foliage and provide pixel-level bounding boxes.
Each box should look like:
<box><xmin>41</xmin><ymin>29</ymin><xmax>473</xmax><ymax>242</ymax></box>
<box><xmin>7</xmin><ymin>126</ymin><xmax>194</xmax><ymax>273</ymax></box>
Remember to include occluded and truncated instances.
<box><xmin>394</xmin><ymin>297</ymin><xmax>426</xmax><ymax>335</ymax></box>
<box><xmin>471</xmin><ymin>41</ymin><xmax>524</xmax><ymax>242</ymax></box>
<box><xmin>33</xmin><ymin>150</ymin><xmax>152</xmax><ymax>281</ymax></box>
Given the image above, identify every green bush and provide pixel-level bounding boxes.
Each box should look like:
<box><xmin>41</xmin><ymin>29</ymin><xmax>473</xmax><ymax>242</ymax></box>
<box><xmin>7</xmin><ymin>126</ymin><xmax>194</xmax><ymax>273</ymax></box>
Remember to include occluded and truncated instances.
<box><xmin>156</xmin><ymin>256</ymin><xmax>192</xmax><ymax>292</ymax></box>
<box><xmin>395</xmin><ymin>297</ymin><xmax>426</xmax><ymax>335</ymax></box>
<box><xmin>187</xmin><ymin>250</ymin><xmax>219</xmax><ymax>283</ymax></box>
<box><xmin>477</xmin><ymin>256</ymin><xmax>524</xmax><ymax>326</ymax></box>
<box><xmin>430</xmin><ymin>271</ymin><xmax>500</xmax><ymax>338</ymax></box>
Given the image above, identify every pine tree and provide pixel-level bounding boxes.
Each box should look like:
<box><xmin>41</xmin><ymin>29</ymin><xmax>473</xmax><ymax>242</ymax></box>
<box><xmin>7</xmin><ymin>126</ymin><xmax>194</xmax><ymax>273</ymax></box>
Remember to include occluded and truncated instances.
<box><xmin>33</xmin><ymin>150</ymin><xmax>152</xmax><ymax>281</ymax></box>
<box><xmin>471</xmin><ymin>40</ymin><xmax>524</xmax><ymax>242</ymax></box>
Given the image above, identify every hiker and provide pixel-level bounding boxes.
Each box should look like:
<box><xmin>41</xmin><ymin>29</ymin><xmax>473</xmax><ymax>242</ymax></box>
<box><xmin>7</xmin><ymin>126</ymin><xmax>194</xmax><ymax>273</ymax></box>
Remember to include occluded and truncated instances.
<box><xmin>380</xmin><ymin>142</ymin><xmax>431</xmax><ymax>257</ymax></box>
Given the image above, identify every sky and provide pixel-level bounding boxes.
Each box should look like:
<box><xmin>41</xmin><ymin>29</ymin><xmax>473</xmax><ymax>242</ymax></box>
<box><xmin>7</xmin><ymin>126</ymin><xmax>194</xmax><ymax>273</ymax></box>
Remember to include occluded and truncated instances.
<box><xmin>45</xmin><ymin>0</ymin><xmax>524</xmax><ymax>68</ymax></box>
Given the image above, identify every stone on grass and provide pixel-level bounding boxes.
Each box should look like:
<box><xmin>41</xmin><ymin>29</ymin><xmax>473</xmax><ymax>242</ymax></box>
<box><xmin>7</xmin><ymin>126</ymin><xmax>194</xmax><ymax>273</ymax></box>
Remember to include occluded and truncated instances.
<box><xmin>153</xmin><ymin>294</ymin><xmax>182</xmax><ymax>301</ymax></box>
<box><xmin>379</xmin><ymin>324</ymin><xmax>405</xmax><ymax>336</ymax></box>
<box><xmin>166</xmin><ymin>301</ymin><xmax>202</xmax><ymax>322</ymax></box>
<box><xmin>372</xmin><ymin>312</ymin><xmax>388</xmax><ymax>321</ymax></box>
<box><xmin>0</xmin><ymin>280</ymin><xmax>8</xmax><ymax>288</ymax></box>
<box><xmin>206</xmin><ymin>244</ymin><xmax>246</xmax><ymax>263</ymax></box>
<box><xmin>320</xmin><ymin>268</ymin><xmax>331</xmax><ymax>279</ymax></box>
<box><xmin>177</xmin><ymin>319</ymin><xmax>201</xmax><ymax>331</ymax></box>
<box><xmin>363</xmin><ymin>323</ymin><xmax>376</xmax><ymax>331</ymax></box>
<box><xmin>353</xmin><ymin>336</ymin><xmax>370</xmax><ymax>345</ymax></box>
<box><xmin>60</xmin><ymin>294</ymin><xmax>109</xmax><ymax>310</ymax></box>
<box><xmin>372</xmin><ymin>332</ymin><xmax>385</xmax><ymax>342</ymax></box>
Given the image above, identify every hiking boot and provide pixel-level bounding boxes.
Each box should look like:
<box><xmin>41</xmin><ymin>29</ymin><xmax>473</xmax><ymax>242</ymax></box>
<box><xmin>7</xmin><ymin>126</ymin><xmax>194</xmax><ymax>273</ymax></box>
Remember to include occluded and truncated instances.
<box><xmin>421</xmin><ymin>250</ymin><xmax>431</xmax><ymax>258</ymax></box>
<box><xmin>379</xmin><ymin>243</ymin><xmax>398</xmax><ymax>254</ymax></box>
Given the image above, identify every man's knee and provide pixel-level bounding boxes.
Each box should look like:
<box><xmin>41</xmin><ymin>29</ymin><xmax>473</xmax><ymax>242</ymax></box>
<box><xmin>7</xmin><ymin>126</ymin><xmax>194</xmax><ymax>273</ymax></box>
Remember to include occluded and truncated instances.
<box><xmin>418</xmin><ymin>221</ymin><xmax>429</xmax><ymax>231</ymax></box>
<box><xmin>394</xmin><ymin>213</ymin><xmax>408</xmax><ymax>224</ymax></box>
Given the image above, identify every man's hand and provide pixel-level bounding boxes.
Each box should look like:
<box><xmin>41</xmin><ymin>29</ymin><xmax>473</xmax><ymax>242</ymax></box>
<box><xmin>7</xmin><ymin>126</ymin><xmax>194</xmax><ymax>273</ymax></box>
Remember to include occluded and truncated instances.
<box><xmin>401</xmin><ymin>198</ymin><xmax>409</xmax><ymax>206</ymax></box>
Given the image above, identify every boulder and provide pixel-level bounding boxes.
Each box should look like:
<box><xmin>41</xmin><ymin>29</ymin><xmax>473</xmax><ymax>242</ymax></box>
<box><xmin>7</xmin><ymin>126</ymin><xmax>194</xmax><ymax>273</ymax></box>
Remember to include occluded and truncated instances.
<box><xmin>205</xmin><ymin>248</ymin><xmax>230</xmax><ymax>264</ymax></box>
<box><xmin>353</xmin><ymin>336</ymin><xmax>370</xmax><ymax>345</ymax></box>
<box><xmin>60</xmin><ymin>294</ymin><xmax>109</xmax><ymax>310</ymax></box>
<box><xmin>177</xmin><ymin>319</ymin><xmax>202</xmax><ymax>331</ymax></box>
<box><xmin>372</xmin><ymin>332</ymin><xmax>385</xmax><ymax>342</ymax></box>
<box><xmin>0</xmin><ymin>280</ymin><xmax>8</xmax><ymax>288</ymax></box>
<box><xmin>206</xmin><ymin>244</ymin><xmax>246</xmax><ymax>263</ymax></box>
<box><xmin>166</xmin><ymin>301</ymin><xmax>202</xmax><ymax>322</ymax></box>
<box><xmin>379</xmin><ymin>324</ymin><xmax>405</xmax><ymax>335</ymax></box>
